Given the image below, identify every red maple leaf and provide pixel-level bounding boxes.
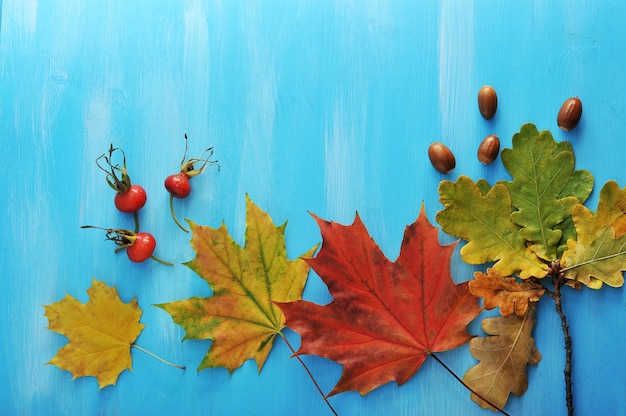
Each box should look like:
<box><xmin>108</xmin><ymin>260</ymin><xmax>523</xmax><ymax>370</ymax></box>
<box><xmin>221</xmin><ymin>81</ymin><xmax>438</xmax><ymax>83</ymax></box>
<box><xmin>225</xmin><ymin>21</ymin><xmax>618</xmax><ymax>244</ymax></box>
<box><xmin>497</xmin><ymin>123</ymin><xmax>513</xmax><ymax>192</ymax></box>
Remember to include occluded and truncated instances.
<box><xmin>276</xmin><ymin>207</ymin><xmax>481</xmax><ymax>396</ymax></box>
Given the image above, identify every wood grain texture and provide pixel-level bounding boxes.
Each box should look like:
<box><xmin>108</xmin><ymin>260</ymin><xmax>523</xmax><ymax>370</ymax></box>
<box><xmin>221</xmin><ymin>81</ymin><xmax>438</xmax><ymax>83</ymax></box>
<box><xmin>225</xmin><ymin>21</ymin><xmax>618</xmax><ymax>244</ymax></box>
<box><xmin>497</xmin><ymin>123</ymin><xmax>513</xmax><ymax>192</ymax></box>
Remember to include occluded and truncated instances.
<box><xmin>1</xmin><ymin>1</ymin><xmax>625</xmax><ymax>415</ymax></box>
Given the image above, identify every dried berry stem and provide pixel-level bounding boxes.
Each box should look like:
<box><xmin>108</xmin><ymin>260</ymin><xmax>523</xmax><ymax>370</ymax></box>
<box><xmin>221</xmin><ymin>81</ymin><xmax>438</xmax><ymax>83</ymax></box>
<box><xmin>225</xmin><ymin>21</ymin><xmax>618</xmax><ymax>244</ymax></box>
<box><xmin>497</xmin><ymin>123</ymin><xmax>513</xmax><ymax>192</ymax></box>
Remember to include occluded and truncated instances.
<box><xmin>279</xmin><ymin>333</ymin><xmax>339</xmax><ymax>416</ymax></box>
<box><xmin>551</xmin><ymin>268</ymin><xmax>574</xmax><ymax>416</ymax></box>
<box><xmin>131</xmin><ymin>344</ymin><xmax>185</xmax><ymax>370</ymax></box>
<box><xmin>430</xmin><ymin>353</ymin><xmax>510</xmax><ymax>416</ymax></box>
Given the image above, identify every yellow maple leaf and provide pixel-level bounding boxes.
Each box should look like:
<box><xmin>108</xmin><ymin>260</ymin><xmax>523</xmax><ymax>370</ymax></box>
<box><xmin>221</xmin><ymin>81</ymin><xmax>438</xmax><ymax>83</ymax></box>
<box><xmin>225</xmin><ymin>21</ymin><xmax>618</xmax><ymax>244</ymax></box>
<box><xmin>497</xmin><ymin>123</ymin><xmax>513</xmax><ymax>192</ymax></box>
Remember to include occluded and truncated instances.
<box><xmin>44</xmin><ymin>279</ymin><xmax>144</xmax><ymax>388</ymax></box>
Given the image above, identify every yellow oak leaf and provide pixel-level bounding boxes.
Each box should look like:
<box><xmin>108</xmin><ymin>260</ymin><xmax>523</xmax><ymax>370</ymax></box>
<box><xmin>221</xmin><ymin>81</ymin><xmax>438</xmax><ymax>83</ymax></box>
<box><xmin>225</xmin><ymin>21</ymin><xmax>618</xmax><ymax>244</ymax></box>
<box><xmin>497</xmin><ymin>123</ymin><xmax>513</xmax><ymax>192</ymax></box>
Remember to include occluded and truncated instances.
<box><xmin>571</xmin><ymin>180</ymin><xmax>626</xmax><ymax>245</ymax></box>
<box><xmin>44</xmin><ymin>279</ymin><xmax>144</xmax><ymax>388</ymax></box>
<box><xmin>562</xmin><ymin>226</ymin><xmax>626</xmax><ymax>288</ymax></box>
<box><xmin>463</xmin><ymin>306</ymin><xmax>541</xmax><ymax>411</ymax></box>
<box><xmin>562</xmin><ymin>181</ymin><xmax>626</xmax><ymax>288</ymax></box>
<box><xmin>437</xmin><ymin>175</ymin><xmax>547</xmax><ymax>279</ymax></box>
<box><xmin>469</xmin><ymin>268</ymin><xmax>545</xmax><ymax>316</ymax></box>
<box><xmin>157</xmin><ymin>195</ymin><xmax>317</xmax><ymax>373</ymax></box>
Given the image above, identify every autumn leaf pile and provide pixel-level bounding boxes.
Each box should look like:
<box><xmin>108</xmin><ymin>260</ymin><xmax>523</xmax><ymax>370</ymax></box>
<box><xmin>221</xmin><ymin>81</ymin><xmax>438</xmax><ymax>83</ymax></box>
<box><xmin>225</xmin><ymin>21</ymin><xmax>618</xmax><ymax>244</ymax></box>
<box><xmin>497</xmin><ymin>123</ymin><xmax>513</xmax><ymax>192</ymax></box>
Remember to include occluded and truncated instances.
<box><xmin>44</xmin><ymin>123</ymin><xmax>626</xmax><ymax>414</ymax></box>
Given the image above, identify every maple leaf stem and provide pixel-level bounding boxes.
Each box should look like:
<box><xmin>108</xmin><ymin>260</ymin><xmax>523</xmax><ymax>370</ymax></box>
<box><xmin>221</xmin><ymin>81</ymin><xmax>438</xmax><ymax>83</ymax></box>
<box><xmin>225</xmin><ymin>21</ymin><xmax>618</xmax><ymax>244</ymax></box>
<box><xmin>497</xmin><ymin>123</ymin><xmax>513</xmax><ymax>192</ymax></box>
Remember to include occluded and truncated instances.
<box><xmin>429</xmin><ymin>353</ymin><xmax>510</xmax><ymax>416</ymax></box>
<box><xmin>131</xmin><ymin>344</ymin><xmax>186</xmax><ymax>370</ymax></box>
<box><xmin>279</xmin><ymin>333</ymin><xmax>339</xmax><ymax>416</ymax></box>
<box><xmin>551</xmin><ymin>272</ymin><xmax>574</xmax><ymax>416</ymax></box>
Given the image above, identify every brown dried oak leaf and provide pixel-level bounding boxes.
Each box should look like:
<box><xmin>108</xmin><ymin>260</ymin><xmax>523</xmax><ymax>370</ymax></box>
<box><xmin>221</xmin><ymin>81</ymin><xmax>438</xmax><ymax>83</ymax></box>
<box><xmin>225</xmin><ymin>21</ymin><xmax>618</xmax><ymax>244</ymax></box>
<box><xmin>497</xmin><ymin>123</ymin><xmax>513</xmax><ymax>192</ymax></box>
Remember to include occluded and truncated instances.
<box><xmin>463</xmin><ymin>306</ymin><xmax>541</xmax><ymax>411</ymax></box>
<box><xmin>469</xmin><ymin>268</ymin><xmax>545</xmax><ymax>317</ymax></box>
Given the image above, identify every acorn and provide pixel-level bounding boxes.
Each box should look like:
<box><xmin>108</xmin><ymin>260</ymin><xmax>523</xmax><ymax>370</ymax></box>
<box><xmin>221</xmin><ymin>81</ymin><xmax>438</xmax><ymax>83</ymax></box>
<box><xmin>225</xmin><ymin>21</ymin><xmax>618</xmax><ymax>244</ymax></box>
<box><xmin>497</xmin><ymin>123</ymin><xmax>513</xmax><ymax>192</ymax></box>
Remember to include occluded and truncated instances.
<box><xmin>557</xmin><ymin>97</ymin><xmax>582</xmax><ymax>131</ymax></box>
<box><xmin>478</xmin><ymin>85</ymin><xmax>498</xmax><ymax>120</ymax></box>
<box><xmin>428</xmin><ymin>142</ymin><xmax>456</xmax><ymax>174</ymax></box>
<box><xmin>477</xmin><ymin>134</ymin><xmax>500</xmax><ymax>164</ymax></box>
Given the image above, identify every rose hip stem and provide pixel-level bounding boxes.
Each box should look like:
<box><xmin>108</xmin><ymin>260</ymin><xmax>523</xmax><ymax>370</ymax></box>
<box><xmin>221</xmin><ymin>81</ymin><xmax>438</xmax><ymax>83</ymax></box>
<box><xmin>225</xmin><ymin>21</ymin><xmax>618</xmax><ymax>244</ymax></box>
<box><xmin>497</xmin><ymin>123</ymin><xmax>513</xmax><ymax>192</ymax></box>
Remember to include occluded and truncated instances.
<box><xmin>165</xmin><ymin>134</ymin><xmax>219</xmax><ymax>233</ymax></box>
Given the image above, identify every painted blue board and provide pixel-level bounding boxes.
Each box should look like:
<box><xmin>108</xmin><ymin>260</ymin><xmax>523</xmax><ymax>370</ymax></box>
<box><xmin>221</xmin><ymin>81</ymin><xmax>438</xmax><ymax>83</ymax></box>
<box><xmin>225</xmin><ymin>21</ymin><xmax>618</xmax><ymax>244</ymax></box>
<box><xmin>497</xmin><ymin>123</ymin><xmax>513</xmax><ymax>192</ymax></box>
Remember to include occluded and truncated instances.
<box><xmin>1</xmin><ymin>1</ymin><xmax>625</xmax><ymax>415</ymax></box>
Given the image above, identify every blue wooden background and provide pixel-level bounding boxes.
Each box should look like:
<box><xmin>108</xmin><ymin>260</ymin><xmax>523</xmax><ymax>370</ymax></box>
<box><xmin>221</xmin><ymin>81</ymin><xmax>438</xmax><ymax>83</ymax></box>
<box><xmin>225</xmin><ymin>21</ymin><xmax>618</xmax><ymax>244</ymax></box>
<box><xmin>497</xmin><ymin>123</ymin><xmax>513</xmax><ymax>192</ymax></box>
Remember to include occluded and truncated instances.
<box><xmin>1</xmin><ymin>1</ymin><xmax>625</xmax><ymax>415</ymax></box>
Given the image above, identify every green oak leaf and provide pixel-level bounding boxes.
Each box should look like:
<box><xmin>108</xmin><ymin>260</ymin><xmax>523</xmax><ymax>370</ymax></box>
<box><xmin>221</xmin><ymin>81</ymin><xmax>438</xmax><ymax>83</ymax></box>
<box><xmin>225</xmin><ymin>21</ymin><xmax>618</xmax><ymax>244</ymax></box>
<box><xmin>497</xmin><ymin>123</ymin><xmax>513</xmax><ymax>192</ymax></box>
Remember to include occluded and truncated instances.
<box><xmin>476</xmin><ymin>178</ymin><xmax>492</xmax><ymax>196</ymax></box>
<box><xmin>501</xmin><ymin>123</ymin><xmax>593</xmax><ymax>262</ymax></box>
<box><xmin>437</xmin><ymin>176</ymin><xmax>547</xmax><ymax>279</ymax></box>
<box><xmin>554</xmin><ymin>217</ymin><xmax>577</xmax><ymax>260</ymax></box>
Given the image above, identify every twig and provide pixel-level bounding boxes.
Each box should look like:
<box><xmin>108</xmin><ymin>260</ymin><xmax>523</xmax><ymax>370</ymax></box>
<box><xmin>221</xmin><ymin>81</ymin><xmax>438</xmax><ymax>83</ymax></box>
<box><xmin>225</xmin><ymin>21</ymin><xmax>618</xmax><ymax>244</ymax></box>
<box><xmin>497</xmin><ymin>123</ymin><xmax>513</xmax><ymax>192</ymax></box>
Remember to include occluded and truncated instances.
<box><xmin>430</xmin><ymin>353</ymin><xmax>510</xmax><ymax>416</ymax></box>
<box><xmin>551</xmin><ymin>270</ymin><xmax>574</xmax><ymax>416</ymax></box>
<box><xmin>279</xmin><ymin>333</ymin><xmax>339</xmax><ymax>416</ymax></box>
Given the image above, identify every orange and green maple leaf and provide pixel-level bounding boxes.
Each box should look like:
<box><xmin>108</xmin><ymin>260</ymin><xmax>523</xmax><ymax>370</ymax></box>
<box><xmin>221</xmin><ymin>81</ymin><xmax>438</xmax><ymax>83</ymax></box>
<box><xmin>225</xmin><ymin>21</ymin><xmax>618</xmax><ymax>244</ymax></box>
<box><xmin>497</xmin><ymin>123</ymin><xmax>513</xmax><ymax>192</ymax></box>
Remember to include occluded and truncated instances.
<box><xmin>44</xmin><ymin>279</ymin><xmax>144</xmax><ymax>388</ymax></box>
<box><xmin>276</xmin><ymin>206</ymin><xmax>481</xmax><ymax>396</ymax></box>
<box><xmin>157</xmin><ymin>195</ymin><xmax>317</xmax><ymax>373</ymax></box>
